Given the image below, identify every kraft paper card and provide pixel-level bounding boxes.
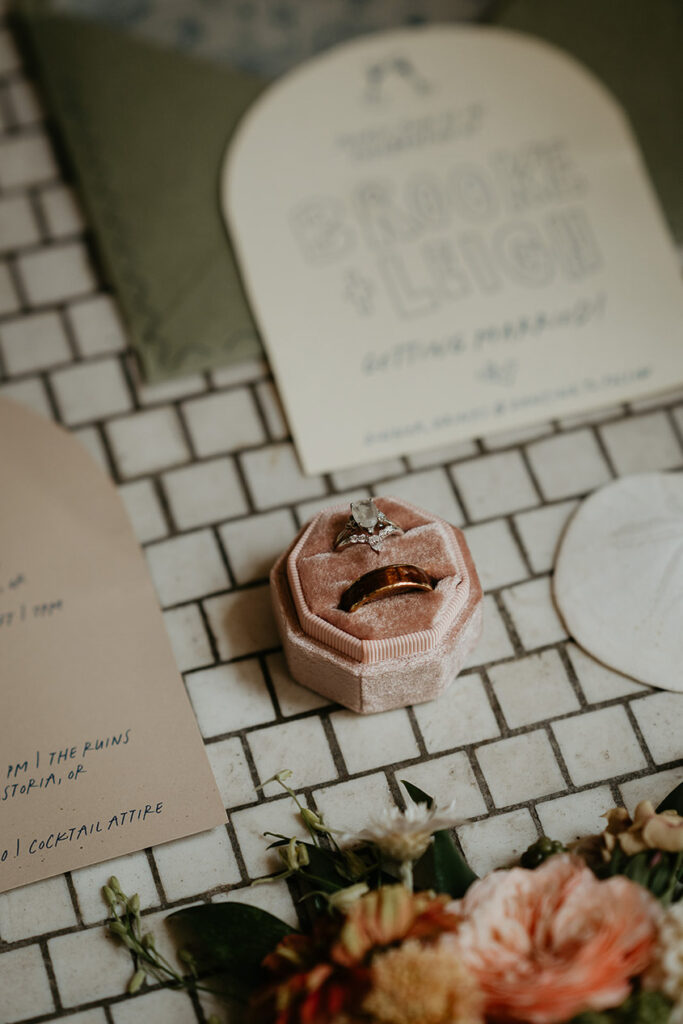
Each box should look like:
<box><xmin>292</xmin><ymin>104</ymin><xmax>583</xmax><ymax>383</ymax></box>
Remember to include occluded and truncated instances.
<box><xmin>224</xmin><ymin>25</ymin><xmax>683</xmax><ymax>475</ymax></box>
<box><xmin>0</xmin><ymin>398</ymin><xmax>225</xmax><ymax>893</ymax></box>
<box><xmin>14</xmin><ymin>1</ymin><xmax>265</xmax><ymax>382</ymax></box>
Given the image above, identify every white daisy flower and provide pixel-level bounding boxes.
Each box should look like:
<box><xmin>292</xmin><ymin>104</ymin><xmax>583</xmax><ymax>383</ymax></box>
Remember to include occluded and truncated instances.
<box><xmin>340</xmin><ymin>798</ymin><xmax>461</xmax><ymax>867</ymax></box>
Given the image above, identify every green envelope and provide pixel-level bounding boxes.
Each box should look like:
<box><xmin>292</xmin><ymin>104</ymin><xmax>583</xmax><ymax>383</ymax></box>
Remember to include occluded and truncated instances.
<box><xmin>491</xmin><ymin>0</ymin><xmax>683</xmax><ymax>246</ymax></box>
<box><xmin>14</xmin><ymin>1</ymin><xmax>266</xmax><ymax>381</ymax></box>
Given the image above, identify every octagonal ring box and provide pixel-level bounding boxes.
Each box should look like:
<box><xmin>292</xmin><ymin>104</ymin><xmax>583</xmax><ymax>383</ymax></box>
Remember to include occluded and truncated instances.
<box><xmin>270</xmin><ymin>497</ymin><xmax>483</xmax><ymax>714</ymax></box>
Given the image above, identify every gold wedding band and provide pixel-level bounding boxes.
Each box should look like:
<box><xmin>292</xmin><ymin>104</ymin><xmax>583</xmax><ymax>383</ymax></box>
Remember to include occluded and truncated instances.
<box><xmin>338</xmin><ymin>564</ymin><xmax>436</xmax><ymax>613</ymax></box>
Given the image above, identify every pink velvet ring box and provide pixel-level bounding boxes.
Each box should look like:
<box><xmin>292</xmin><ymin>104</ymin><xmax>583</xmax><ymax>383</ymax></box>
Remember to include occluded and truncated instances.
<box><xmin>270</xmin><ymin>497</ymin><xmax>483</xmax><ymax>714</ymax></box>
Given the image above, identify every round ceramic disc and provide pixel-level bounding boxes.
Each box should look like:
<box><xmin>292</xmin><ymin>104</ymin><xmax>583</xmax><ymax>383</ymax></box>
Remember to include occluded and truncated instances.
<box><xmin>554</xmin><ymin>471</ymin><xmax>683</xmax><ymax>691</ymax></box>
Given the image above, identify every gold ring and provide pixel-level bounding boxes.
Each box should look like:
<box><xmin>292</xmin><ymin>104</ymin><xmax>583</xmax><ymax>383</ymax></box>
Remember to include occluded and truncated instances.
<box><xmin>338</xmin><ymin>564</ymin><xmax>436</xmax><ymax>613</ymax></box>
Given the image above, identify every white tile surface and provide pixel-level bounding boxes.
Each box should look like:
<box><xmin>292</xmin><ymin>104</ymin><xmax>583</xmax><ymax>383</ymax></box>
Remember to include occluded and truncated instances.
<box><xmin>163</xmin><ymin>457</ymin><xmax>248</xmax><ymax>530</ymax></box>
<box><xmin>0</xmin><ymin>193</ymin><xmax>39</xmax><ymax>252</ymax></box>
<box><xmin>210</xmin><ymin>356</ymin><xmax>268</xmax><ymax>388</ymax></box>
<box><xmin>219</xmin><ymin>508</ymin><xmax>296</xmax><ymax>584</ymax></box>
<box><xmin>489</xmin><ymin>650</ymin><xmax>579</xmax><ymax>728</ymax></box>
<box><xmin>463</xmin><ymin>519</ymin><xmax>528</xmax><ymax>590</ymax></box>
<box><xmin>39</xmin><ymin>184</ymin><xmax>85</xmax><ymax>238</ymax></box>
<box><xmin>0</xmin><ymin>944</ymin><xmax>54</xmax><ymax>1022</ymax></box>
<box><xmin>313</xmin><ymin>773</ymin><xmax>394</xmax><ymax>835</ymax></box>
<box><xmin>619</xmin><ymin>768</ymin><xmax>683</xmax><ymax>814</ymax></box>
<box><xmin>107</xmin><ymin>408</ymin><xmax>190</xmax><ymax>478</ymax></box>
<box><xmin>249</xmin><ymin>717</ymin><xmax>338</xmax><ymax>795</ymax></box>
<box><xmin>536</xmin><ymin>786</ymin><xmax>614</xmax><ymax>844</ymax></box>
<box><xmin>185</xmin><ymin>659</ymin><xmax>276</xmax><ymax>741</ymax></box>
<box><xmin>526</xmin><ymin>429</ymin><xmax>611</xmax><ymax>500</ymax></box>
<box><xmin>332</xmin><ymin>456</ymin><xmax>406</xmax><ymax>490</ymax></box>
<box><xmin>185</xmin><ymin>660</ymin><xmax>275</xmax><ymax>737</ymax></box>
<box><xmin>481</xmin><ymin>421</ymin><xmax>553</xmax><ymax>449</ymax></box>
<box><xmin>398</xmin><ymin>751</ymin><xmax>487</xmax><ymax>821</ymax></box>
<box><xmin>18</xmin><ymin>241</ymin><xmax>96</xmax><ymax>306</ymax></box>
<box><xmin>163</xmin><ymin>603</ymin><xmax>213</xmax><ymax>673</ymax></box>
<box><xmin>231</xmin><ymin>797</ymin><xmax>306</xmax><ymax>878</ymax></box>
<box><xmin>52</xmin><ymin>358</ymin><xmax>132</xmax><ymax>425</ymax></box>
<box><xmin>146</xmin><ymin>530</ymin><xmax>230</xmax><ymax>606</ymax></box>
<box><xmin>0</xmin><ymin>258</ymin><xmax>20</xmax><ymax>314</ymax></box>
<box><xmin>0</xmin><ymin>375</ymin><xmax>53</xmax><ymax>417</ymax></box>
<box><xmin>182</xmin><ymin>388</ymin><xmax>265</xmax><ymax>456</ymax></box>
<box><xmin>110</xmin><ymin>989</ymin><xmax>198</xmax><ymax>1024</ymax></box>
<box><xmin>0</xmin><ymin>874</ymin><xmax>76</xmax><ymax>941</ymax></box>
<box><xmin>71</xmin><ymin>851</ymin><xmax>159</xmax><ymax>925</ymax></box>
<box><xmin>599</xmin><ymin>412</ymin><xmax>683</xmax><ymax>475</ymax></box>
<box><xmin>6</xmin><ymin>77</ymin><xmax>42</xmax><ymax>127</ymax></box>
<box><xmin>451</xmin><ymin>450</ymin><xmax>538</xmax><ymax>520</ymax></box>
<box><xmin>406</xmin><ymin>438</ymin><xmax>478</xmax><ymax>469</ymax></box>
<box><xmin>118</xmin><ymin>479</ymin><xmax>168</xmax><ymax>544</ymax></box>
<box><xmin>502</xmin><ymin>576</ymin><xmax>568</xmax><ymax>649</ymax></box>
<box><xmin>565</xmin><ymin>643</ymin><xmax>647</xmax><ymax>703</ymax></box>
<box><xmin>295</xmin><ymin>487</ymin><xmax>369</xmax><ymax>525</ymax></box>
<box><xmin>74</xmin><ymin>425</ymin><xmax>109</xmax><ymax>471</ymax></box>
<box><xmin>0</xmin><ymin>130</ymin><xmax>57</xmax><ymax>188</ymax></box>
<box><xmin>66</xmin><ymin>295</ymin><xmax>127</xmax><ymax>357</ymax></box>
<box><xmin>266</xmin><ymin>651</ymin><xmax>331</xmax><ymax>715</ymax></box>
<box><xmin>631</xmin><ymin>692</ymin><xmax>683</xmax><ymax>765</ymax></box>
<box><xmin>331</xmin><ymin>707</ymin><xmax>420</xmax><ymax>773</ymax></box>
<box><xmin>205</xmin><ymin>737</ymin><xmax>257</xmax><ymax>808</ymax></box>
<box><xmin>457</xmin><ymin>809</ymin><xmax>538</xmax><ymax>875</ymax></box>
<box><xmin>373</xmin><ymin>467</ymin><xmax>464</xmax><ymax>524</ymax></box>
<box><xmin>153</xmin><ymin>827</ymin><xmax>241</xmax><ymax>900</ymax></box>
<box><xmin>552</xmin><ymin>706</ymin><xmax>648</xmax><ymax>785</ymax></box>
<box><xmin>464</xmin><ymin>594</ymin><xmax>515</xmax><ymax>667</ymax></box>
<box><xmin>255</xmin><ymin>377</ymin><xmax>289</xmax><ymax>440</ymax></box>
<box><xmin>414</xmin><ymin>673</ymin><xmax>500</xmax><ymax>753</ymax></box>
<box><xmin>476</xmin><ymin>730</ymin><xmax>565</xmax><ymax>807</ymax></box>
<box><xmin>0</xmin><ymin>310</ymin><xmax>71</xmax><ymax>374</ymax></box>
<box><xmin>49</xmin><ymin>927</ymin><xmax>132</xmax><ymax>1006</ymax></box>
<box><xmin>241</xmin><ymin>442</ymin><xmax>326</xmax><ymax>509</ymax></box>
<box><xmin>514</xmin><ymin>499</ymin><xmax>578</xmax><ymax>573</ymax></box>
<box><xmin>203</xmin><ymin>585</ymin><xmax>279</xmax><ymax>660</ymax></box>
<box><xmin>135</xmin><ymin>373</ymin><xmax>206</xmax><ymax>406</ymax></box>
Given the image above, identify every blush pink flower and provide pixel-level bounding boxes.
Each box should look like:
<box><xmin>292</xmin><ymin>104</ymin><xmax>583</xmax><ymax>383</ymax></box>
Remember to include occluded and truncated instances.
<box><xmin>449</xmin><ymin>854</ymin><xmax>660</xmax><ymax>1024</ymax></box>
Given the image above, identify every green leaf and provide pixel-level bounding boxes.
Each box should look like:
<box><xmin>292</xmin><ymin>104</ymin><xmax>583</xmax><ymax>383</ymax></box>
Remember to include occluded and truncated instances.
<box><xmin>300</xmin><ymin>842</ymin><xmax>350</xmax><ymax>891</ymax></box>
<box><xmin>572</xmin><ymin>990</ymin><xmax>673</xmax><ymax>1024</ymax></box>
<box><xmin>401</xmin><ymin>778</ymin><xmax>476</xmax><ymax>897</ymax></box>
<box><xmin>657</xmin><ymin>780</ymin><xmax>683</xmax><ymax>816</ymax></box>
<box><xmin>401</xmin><ymin>779</ymin><xmax>435</xmax><ymax>809</ymax></box>
<box><xmin>167</xmin><ymin>903</ymin><xmax>294</xmax><ymax>988</ymax></box>
<box><xmin>414</xmin><ymin>829</ymin><xmax>478</xmax><ymax>898</ymax></box>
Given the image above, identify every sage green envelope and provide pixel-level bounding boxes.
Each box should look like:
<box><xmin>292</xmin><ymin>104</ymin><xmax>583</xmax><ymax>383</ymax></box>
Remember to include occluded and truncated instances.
<box><xmin>14</xmin><ymin>2</ymin><xmax>266</xmax><ymax>381</ymax></box>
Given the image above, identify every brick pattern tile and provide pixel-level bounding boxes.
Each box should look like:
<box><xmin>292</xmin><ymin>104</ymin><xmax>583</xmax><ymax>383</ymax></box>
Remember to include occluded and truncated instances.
<box><xmin>0</xmin><ymin>20</ymin><xmax>681</xmax><ymax>1024</ymax></box>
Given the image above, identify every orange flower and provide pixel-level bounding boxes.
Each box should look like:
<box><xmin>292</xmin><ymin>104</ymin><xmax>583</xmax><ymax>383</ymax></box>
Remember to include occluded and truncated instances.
<box><xmin>251</xmin><ymin>886</ymin><xmax>471</xmax><ymax>1024</ymax></box>
<box><xmin>363</xmin><ymin>939</ymin><xmax>483</xmax><ymax>1024</ymax></box>
<box><xmin>332</xmin><ymin>885</ymin><xmax>457</xmax><ymax>967</ymax></box>
<box><xmin>450</xmin><ymin>854</ymin><xmax>660</xmax><ymax>1024</ymax></box>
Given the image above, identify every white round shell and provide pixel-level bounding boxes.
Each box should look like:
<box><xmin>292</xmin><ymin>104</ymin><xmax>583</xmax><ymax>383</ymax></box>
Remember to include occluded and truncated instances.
<box><xmin>553</xmin><ymin>471</ymin><xmax>683</xmax><ymax>691</ymax></box>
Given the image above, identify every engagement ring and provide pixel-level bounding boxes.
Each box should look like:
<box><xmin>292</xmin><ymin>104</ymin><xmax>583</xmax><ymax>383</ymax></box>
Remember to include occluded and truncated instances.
<box><xmin>333</xmin><ymin>499</ymin><xmax>403</xmax><ymax>553</ymax></box>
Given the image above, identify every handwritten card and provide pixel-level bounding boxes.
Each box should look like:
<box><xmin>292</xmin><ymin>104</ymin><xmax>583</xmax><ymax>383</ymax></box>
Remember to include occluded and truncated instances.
<box><xmin>0</xmin><ymin>399</ymin><xmax>225</xmax><ymax>893</ymax></box>
<box><xmin>223</xmin><ymin>25</ymin><xmax>683</xmax><ymax>474</ymax></box>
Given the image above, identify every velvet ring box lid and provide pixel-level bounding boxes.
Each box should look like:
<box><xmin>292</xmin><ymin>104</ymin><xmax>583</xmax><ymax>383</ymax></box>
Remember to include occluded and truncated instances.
<box><xmin>270</xmin><ymin>498</ymin><xmax>483</xmax><ymax>714</ymax></box>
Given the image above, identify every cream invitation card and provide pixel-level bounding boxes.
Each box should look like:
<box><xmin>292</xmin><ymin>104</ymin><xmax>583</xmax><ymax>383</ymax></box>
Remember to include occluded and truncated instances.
<box><xmin>0</xmin><ymin>399</ymin><xmax>226</xmax><ymax>893</ymax></box>
<box><xmin>224</xmin><ymin>25</ymin><xmax>683</xmax><ymax>474</ymax></box>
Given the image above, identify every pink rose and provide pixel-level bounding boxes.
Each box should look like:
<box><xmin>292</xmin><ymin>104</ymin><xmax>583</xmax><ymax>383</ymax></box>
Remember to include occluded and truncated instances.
<box><xmin>449</xmin><ymin>854</ymin><xmax>660</xmax><ymax>1024</ymax></box>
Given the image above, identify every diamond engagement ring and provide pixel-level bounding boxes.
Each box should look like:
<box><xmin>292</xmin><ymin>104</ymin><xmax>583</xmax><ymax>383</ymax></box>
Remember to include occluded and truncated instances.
<box><xmin>333</xmin><ymin>499</ymin><xmax>403</xmax><ymax>553</ymax></box>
